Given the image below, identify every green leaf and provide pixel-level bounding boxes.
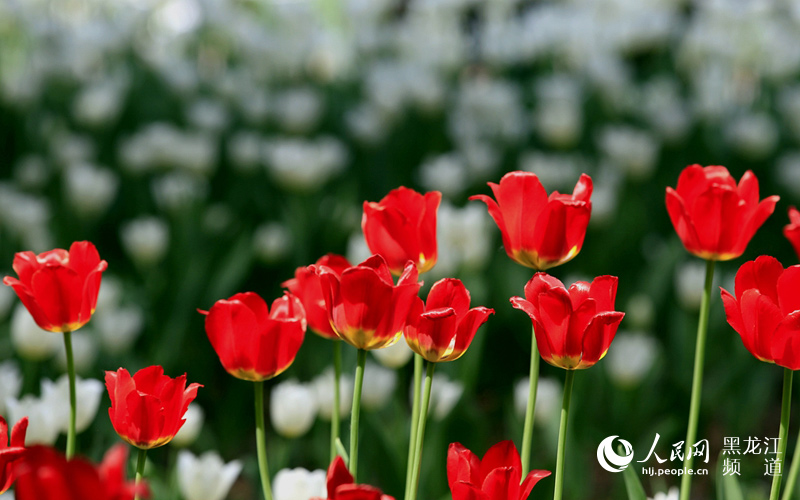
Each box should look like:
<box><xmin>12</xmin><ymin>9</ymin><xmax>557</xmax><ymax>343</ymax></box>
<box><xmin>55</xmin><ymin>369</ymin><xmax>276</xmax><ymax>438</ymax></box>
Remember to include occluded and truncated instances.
<box><xmin>716</xmin><ymin>454</ymin><xmax>744</xmax><ymax>500</ymax></box>
<box><xmin>620</xmin><ymin>445</ymin><xmax>648</xmax><ymax>500</ymax></box>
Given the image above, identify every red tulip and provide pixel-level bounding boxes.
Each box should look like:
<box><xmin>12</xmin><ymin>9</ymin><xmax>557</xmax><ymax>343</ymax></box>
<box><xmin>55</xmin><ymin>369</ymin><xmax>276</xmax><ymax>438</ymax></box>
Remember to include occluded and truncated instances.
<box><xmin>200</xmin><ymin>292</ymin><xmax>306</xmax><ymax>381</ymax></box>
<box><xmin>317</xmin><ymin>255</ymin><xmax>421</xmax><ymax>350</ymax></box>
<box><xmin>312</xmin><ymin>456</ymin><xmax>394</xmax><ymax>500</ymax></box>
<box><xmin>720</xmin><ymin>255</ymin><xmax>800</xmax><ymax>369</ymax></box>
<box><xmin>511</xmin><ymin>273</ymin><xmax>624</xmax><ymax>370</ymax></box>
<box><xmin>3</xmin><ymin>241</ymin><xmax>108</xmax><ymax>333</ymax></box>
<box><xmin>0</xmin><ymin>416</ymin><xmax>27</xmax><ymax>494</ymax></box>
<box><xmin>14</xmin><ymin>444</ymin><xmax>148</xmax><ymax>500</ymax></box>
<box><xmin>447</xmin><ymin>441</ymin><xmax>550</xmax><ymax>500</ymax></box>
<box><xmin>665</xmin><ymin>165</ymin><xmax>779</xmax><ymax>261</ymax></box>
<box><xmin>362</xmin><ymin>187</ymin><xmax>441</xmax><ymax>275</ymax></box>
<box><xmin>784</xmin><ymin>207</ymin><xmax>800</xmax><ymax>261</ymax></box>
<box><xmin>404</xmin><ymin>278</ymin><xmax>494</xmax><ymax>362</ymax></box>
<box><xmin>283</xmin><ymin>254</ymin><xmax>352</xmax><ymax>339</ymax></box>
<box><xmin>470</xmin><ymin>171</ymin><xmax>592</xmax><ymax>270</ymax></box>
<box><xmin>105</xmin><ymin>366</ymin><xmax>201</xmax><ymax>449</ymax></box>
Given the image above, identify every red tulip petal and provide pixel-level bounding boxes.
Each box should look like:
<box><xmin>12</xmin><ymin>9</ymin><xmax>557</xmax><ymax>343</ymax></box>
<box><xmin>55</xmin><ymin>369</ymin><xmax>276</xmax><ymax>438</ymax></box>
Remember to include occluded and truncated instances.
<box><xmin>335</xmin><ymin>485</ymin><xmax>383</xmax><ymax>500</ymax></box>
<box><xmin>67</xmin><ymin>241</ymin><xmax>103</xmax><ymax>278</ymax></box>
<box><xmin>737</xmin><ymin>171</ymin><xmax>759</xmax><ymax>207</ymax></box>
<box><xmin>529</xmin><ymin>200</ymin><xmax>569</xmax><ymax>264</ymax></box>
<box><xmin>567</xmin><ymin>298</ymin><xmax>597</xmax><ymax>360</ymax></box>
<box><xmin>358</xmin><ymin>255</ymin><xmax>394</xmax><ymax>286</ymax></box>
<box><xmin>522</xmin><ymin>273</ymin><xmax>564</xmax><ymax>309</ymax></box>
<box><xmin>777</xmin><ymin>265</ymin><xmax>800</xmax><ymax>317</ymax></box>
<box><xmin>125</xmin><ymin>391</ymin><xmax>165</xmax><ymax>447</ymax></box>
<box><xmin>734</xmin><ymin>256</ymin><xmax>783</xmax><ymax>305</ymax></box>
<box><xmin>721</xmin><ymin>288</ymin><xmax>745</xmax><ymax>337</ymax></box>
<box><xmin>579</xmin><ymin>311</ymin><xmax>625</xmax><ymax>368</ymax></box>
<box><xmin>10</xmin><ymin>251</ymin><xmax>42</xmax><ymax>287</ymax></box>
<box><xmin>449</xmin><ymin>307</ymin><xmax>494</xmax><ymax>361</ymax></box>
<box><xmin>566</xmin><ymin>281</ymin><xmax>591</xmax><ymax>311</ymax></box>
<box><xmin>327</xmin><ymin>456</ymin><xmax>353</xmax><ymax>498</ymax></box>
<box><xmin>448</xmin><ymin>443</ymin><xmax>480</xmax><ymax>489</ymax></box>
<box><xmin>665</xmin><ymin>187</ymin><xmax>701</xmax><ymax>256</ymax></box>
<box><xmin>30</xmin><ymin>266</ymin><xmax>83</xmax><ymax>331</ymax></box>
<box><xmin>519</xmin><ymin>470</ymin><xmax>551</xmax><ymax>500</ymax></box>
<box><xmin>773</xmin><ymin>311</ymin><xmax>800</xmax><ymax>370</ymax></box>
<box><xmin>689</xmin><ymin>184</ymin><xmax>738</xmax><ymax>257</ymax></box>
<box><xmin>232</xmin><ymin>292</ymin><xmax>270</xmax><ymax>323</ymax></box>
<box><xmin>10</xmin><ymin>417</ymin><xmax>27</xmax><ymax>448</ymax></box>
<box><xmin>415</xmin><ymin>308</ymin><xmax>458</xmax><ymax>361</ymax></box>
<box><xmin>4</xmin><ymin>277</ymin><xmax>56</xmax><ymax>331</ymax></box>
<box><xmin>482</xmin><ymin>467</ymin><xmax>519</xmax><ymax>500</ymax></box>
<box><xmin>205</xmin><ymin>299</ymin><xmax>260</xmax><ymax>377</ymax></box>
<box><xmin>739</xmin><ymin>289</ymin><xmax>782</xmax><ymax>363</ymax></box>
<box><xmin>427</xmin><ymin>279</ymin><xmax>471</xmax><ymax>318</ymax></box>
<box><xmin>478</xmin><ymin>440</ymin><xmax>522</xmax><ymax>485</ymax></box>
<box><xmin>733</xmin><ymin>194</ymin><xmax>779</xmax><ymax>257</ymax></box>
<box><xmin>588</xmin><ymin>275</ymin><xmax>618</xmax><ymax>312</ymax></box>
<box><xmin>451</xmin><ymin>481</ymin><xmax>489</xmax><ymax>500</ymax></box>
<box><xmin>131</xmin><ymin>365</ymin><xmax>168</xmax><ymax>394</ymax></box>
<box><xmin>536</xmin><ymin>289</ymin><xmax>572</xmax><ymax>361</ymax></box>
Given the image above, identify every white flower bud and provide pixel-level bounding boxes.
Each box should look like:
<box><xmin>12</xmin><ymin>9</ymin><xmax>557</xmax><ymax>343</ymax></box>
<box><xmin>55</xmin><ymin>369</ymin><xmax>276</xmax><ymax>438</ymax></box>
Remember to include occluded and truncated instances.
<box><xmin>10</xmin><ymin>304</ymin><xmax>60</xmax><ymax>361</ymax></box>
<box><xmin>40</xmin><ymin>375</ymin><xmax>104</xmax><ymax>433</ymax></box>
<box><xmin>6</xmin><ymin>395</ymin><xmax>60</xmax><ymax>445</ymax></box>
<box><xmin>273</xmin><ymin>467</ymin><xmax>327</xmax><ymax>500</ymax></box>
<box><xmin>270</xmin><ymin>379</ymin><xmax>318</xmax><ymax>438</ymax></box>
<box><xmin>171</xmin><ymin>403</ymin><xmax>204</xmax><ymax>447</ymax></box>
<box><xmin>177</xmin><ymin>451</ymin><xmax>242</xmax><ymax>500</ymax></box>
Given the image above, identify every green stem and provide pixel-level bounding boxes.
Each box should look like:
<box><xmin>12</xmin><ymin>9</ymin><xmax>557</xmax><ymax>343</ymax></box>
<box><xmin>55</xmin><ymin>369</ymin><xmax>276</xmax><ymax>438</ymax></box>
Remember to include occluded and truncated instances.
<box><xmin>63</xmin><ymin>330</ymin><xmax>77</xmax><ymax>459</ymax></box>
<box><xmin>521</xmin><ymin>326</ymin><xmax>540</xmax><ymax>477</ymax></box>
<box><xmin>350</xmin><ymin>349</ymin><xmax>367</xmax><ymax>480</ymax></box>
<box><xmin>134</xmin><ymin>448</ymin><xmax>147</xmax><ymax>500</ymax></box>
<box><xmin>331</xmin><ymin>341</ymin><xmax>342</xmax><ymax>462</ymax></box>
<box><xmin>405</xmin><ymin>354</ymin><xmax>423</xmax><ymax>496</ymax></box>
<box><xmin>255</xmin><ymin>381</ymin><xmax>273</xmax><ymax>500</ymax></box>
<box><xmin>553</xmin><ymin>370</ymin><xmax>575</xmax><ymax>500</ymax></box>
<box><xmin>782</xmin><ymin>411</ymin><xmax>800</xmax><ymax>500</ymax></box>
<box><xmin>408</xmin><ymin>361</ymin><xmax>435</xmax><ymax>500</ymax></box>
<box><xmin>771</xmin><ymin>369</ymin><xmax>793</xmax><ymax>500</ymax></box>
<box><xmin>679</xmin><ymin>259</ymin><xmax>715</xmax><ymax>500</ymax></box>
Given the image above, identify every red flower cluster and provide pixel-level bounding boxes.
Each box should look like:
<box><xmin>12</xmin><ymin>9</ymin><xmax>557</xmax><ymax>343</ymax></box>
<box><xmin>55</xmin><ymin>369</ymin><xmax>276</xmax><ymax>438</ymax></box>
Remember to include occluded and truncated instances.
<box><xmin>471</xmin><ymin>172</ymin><xmax>593</xmax><ymax>270</ymax></box>
<box><xmin>317</xmin><ymin>255</ymin><xmax>421</xmax><ymax>350</ymax></box>
<box><xmin>14</xmin><ymin>445</ymin><xmax>148</xmax><ymax>500</ymax></box>
<box><xmin>665</xmin><ymin>165</ymin><xmax>778</xmax><ymax>261</ymax></box>
<box><xmin>283</xmin><ymin>254</ymin><xmax>351</xmax><ymax>339</ymax></box>
<box><xmin>721</xmin><ymin>256</ymin><xmax>800</xmax><ymax>370</ymax></box>
<box><xmin>313</xmin><ymin>456</ymin><xmax>394</xmax><ymax>500</ymax></box>
<box><xmin>448</xmin><ymin>441</ymin><xmax>550</xmax><ymax>500</ymax></box>
<box><xmin>201</xmin><ymin>292</ymin><xmax>306</xmax><ymax>381</ymax></box>
<box><xmin>511</xmin><ymin>274</ymin><xmax>624</xmax><ymax>370</ymax></box>
<box><xmin>106</xmin><ymin>366</ymin><xmax>201</xmax><ymax>449</ymax></box>
<box><xmin>0</xmin><ymin>416</ymin><xmax>27</xmax><ymax>494</ymax></box>
<box><xmin>3</xmin><ymin>241</ymin><xmax>107</xmax><ymax>333</ymax></box>
<box><xmin>362</xmin><ymin>187</ymin><xmax>441</xmax><ymax>275</ymax></box>
<box><xmin>404</xmin><ymin>278</ymin><xmax>494</xmax><ymax>362</ymax></box>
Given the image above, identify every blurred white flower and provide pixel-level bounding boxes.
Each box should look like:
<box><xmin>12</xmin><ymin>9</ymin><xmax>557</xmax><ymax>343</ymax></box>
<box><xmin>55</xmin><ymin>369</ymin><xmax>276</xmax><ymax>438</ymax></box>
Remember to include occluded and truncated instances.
<box><xmin>418</xmin><ymin>154</ymin><xmax>468</xmax><ymax>199</ymax></box>
<box><xmin>274</xmin><ymin>88</ymin><xmax>323</xmax><ymax>133</ymax></box>
<box><xmin>518</xmin><ymin>152</ymin><xmax>584</xmax><ymax>193</ymax></box>
<box><xmin>228</xmin><ymin>131</ymin><xmax>262</xmax><ymax>173</ymax></box>
<box><xmin>51</xmin><ymin>134</ymin><xmax>94</xmax><ymax>166</ymax></box>
<box><xmin>372</xmin><ymin>340</ymin><xmax>414</xmax><ymax>369</ymax></box>
<box><xmin>203</xmin><ymin>204</ymin><xmax>234</xmax><ymax>235</ymax></box>
<box><xmin>624</xmin><ymin>294</ymin><xmax>655</xmax><ymax>330</ymax></box>
<box><xmin>263</xmin><ymin>137</ymin><xmax>347</xmax><ymax>192</ymax></box>
<box><xmin>273</xmin><ymin>467</ymin><xmax>326</xmax><ymax>500</ymax></box>
<box><xmin>10</xmin><ymin>303</ymin><xmax>60</xmax><ymax>361</ymax></box>
<box><xmin>431</xmin><ymin>202</ymin><xmax>492</xmax><ymax>279</ymax></box>
<box><xmin>270</xmin><ymin>379</ymin><xmax>318</xmax><ymax>438</ymax></box>
<box><xmin>312</xmin><ymin>367</ymin><xmax>353</xmax><ymax>420</ymax></box>
<box><xmin>411</xmin><ymin>373</ymin><xmax>463</xmax><ymax>421</ymax></box>
<box><xmin>361</xmin><ymin>362</ymin><xmax>397</xmax><ymax>411</ymax></box>
<box><xmin>120</xmin><ymin>217</ymin><xmax>170</xmax><ymax>266</ymax></box>
<box><xmin>152</xmin><ymin>172</ymin><xmax>209</xmax><ymax>212</ymax></box>
<box><xmin>777</xmin><ymin>153</ymin><xmax>800</xmax><ymax>198</ymax></box>
<box><xmin>514</xmin><ymin>376</ymin><xmax>561</xmax><ymax>426</ymax></box>
<box><xmin>346</xmin><ymin>103</ymin><xmax>390</xmax><ymax>145</ymax></box>
<box><xmin>96</xmin><ymin>276</ymin><xmax>123</xmax><ymax>312</ymax></box>
<box><xmin>54</xmin><ymin>330</ymin><xmax>97</xmax><ymax>374</ymax></box>
<box><xmin>597</xmin><ymin>126</ymin><xmax>659</xmax><ymax>180</ymax></box>
<box><xmin>605</xmin><ymin>332</ymin><xmax>659</xmax><ymax>387</ymax></box>
<box><xmin>725</xmin><ymin>113</ymin><xmax>779</xmax><ymax>160</ymax></box>
<box><xmin>172</xmin><ymin>403</ymin><xmax>204</xmax><ymax>447</ymax></box>
<box><xmin>0</xmin><ymin>187</ymin><xmax>50</xmax><ymax>244</ymax></box>
<box><xmin>674</xmin><ymin>259</ymin><xmax>707</xmax><ymax>310</ymax></box>
<box><xmin>187</xmin><ymin>99</ymin><xmax>229</xmax><ymax>134</ymax></box>
<box><xmin>649</xmin><ymin>487</ymin><xmax>679</xmax><ymax>500</ymax></box>
<box><xmin>6</xmin><ymin>395</ymin><xmax>60</xmax><ymax>446</ymax></box>
<box><xmin>177</xmin><ymin>450</ymin><xmax>242</xmax><ymax>500</ymax></box>
<box><xmin>94</xmin><ymin>305</ymin><xmax>144</xmax><ymax>354</ymax></box>
<box><xmin>73</xmin><ymin>81</ymin><xmax>125</xmax><ymax>127</ymax></box>
<box><xmin>63</xmin><ymin>163</ymin><xmax>119</xmax><ymax>217</ymax></box>
<box><xmin>253</xmin><ymin>223</ymin><xmax>292</xmax><ymax>263</ymax></box>
<box><xmin>534</xmin><ymin>75</ymin><xmax>583</xmax><ymax>148</ymax></box>
<box><xmin>40</xmin><ymin>375</ymin><xmax>104</xmax><ymax>433</ymax></box>
<box><xmin>449</xmin><ymin>77</ymin><xmax>526</xmax><ymax>144</ymax></box>
<box><xmin>13</xmin><ymin>156</ymin><xmax>49</xmax><ymax>190</ymax></box>
<box><xmin>0</xmin><ymin>286</ymin><xmax>15</xmax><ymax>321</ymax></box>
<box><xmin>0</xmin><ymin>362</ymin><xmax>22</xmax><ymax>416</ymax></box>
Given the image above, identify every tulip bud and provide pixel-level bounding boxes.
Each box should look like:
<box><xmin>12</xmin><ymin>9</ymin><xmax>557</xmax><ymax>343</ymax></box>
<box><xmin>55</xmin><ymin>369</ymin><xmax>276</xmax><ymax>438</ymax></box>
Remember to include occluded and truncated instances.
<box><xmin>361</xmin><ymin>362</ymin><xmax>397</xmax><ymax>411</ymax></box>
<box><xmin>10</xmin><ymin>304</ymin><xmax>59</xmax><ymax>361</ymax></box>
<box><xmin>177</xmin><ymin>450</ymin><xmax>242</xmax><ymax>500</ymax></box>
<box><xmin>604</xmin><ymin>332</ymin><xmax>659</xmax><ymax>388</ymax></box>
<box><xmin>270</xmin><ymin>379</ymin><xmax>318</xmax><ymax>438</ymax></box>
<box><xmin>371</xmin><ymin>340</ymin><xmax>414</xmax><ymax>369</ymax></box>
<box><xmin>171</xmin><ymin>403</ymin><xmax>204</xmax><ymax>447</ymax></box>
<box><xmin>312</xmin><ymin>368</ymin><xmax>353</xmax><ymax>420</ymax></box>
<box><xmin>273</xmin><ymin>467</ymin><xmax>326</xmax><ymax>500</ymax></box>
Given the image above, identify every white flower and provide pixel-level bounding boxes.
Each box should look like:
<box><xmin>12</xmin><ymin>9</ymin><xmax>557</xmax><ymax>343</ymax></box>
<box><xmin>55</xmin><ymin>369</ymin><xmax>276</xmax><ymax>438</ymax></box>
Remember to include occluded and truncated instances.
<box><xmin>6</xmin><ymin>395</ymin><xmax>59</xmax><ymax>446</ymax></box>
<box><xmin>73</xmin><ymin>82</ymin><xmax>125</xmax><ymax>127</ymax></box>
<box><xmin>274</xmin><ymin>88</ymin><xmax>323</xmax><ymax>133</ymax></box>
<box><xmin>273</xmin><ymin>467</ymin><xmax>327</xmax><ymax>500</ymax></box>
<box><xmin>95</xmin><ymin>276</ymin><xmax>123</xmax><ymax>312</ymax></box>
<box><xmin>120</xmin><ymin>217</ymin><xmax>170</xmax><ymax>266</ymax></box>
<box><xmin>604</xmin><ymin>332</ymin><xmax>659</xmax><ymax>387</ymax></box>
<box><xmin>0</xmin><ymin>362</ymin><xmax>22</xmax><ymax>415</ymax></box>
<box><xmin>777</xmin><ymin>153</ymin><xmax>800</xmax><ymax>198</ymax></box>
<box><xmin>54</xmin><ymin>330</ymin><xmax>97</xmax><ymax>374</ymax></box>
<box><xmin>253</xmin><ymin>223</ymin><xmax>292</xmax><ymax>263</ymax></box>
<box><xmin>312</xmin><ymin>367</ymin><xmax>353</xmax><ymax>420</ymax></box>
<box><xmin>270</xmin><ymin>379</ymin><xmax>318</xmax><ymax>438</ymax></box>
<box><xmin>725</xmin><ymin>113</ymin><xmax>779</xmax><ymax>160</ymax></box>
<box><xmin>625</xmin><ymin>294</ymin><xmax>655</xmax><ymax>330</ymax></box>
<box><xmin>63</xmin><ymin>163</ymin><xmax>119</xmax><ymax>217</ymax></box>
<box><xmin>95</xmin><ymin>305</ymin><xmax>144</xmax><ymax>354</ymax></box>
<box><xmin>674</xmin><ymin>260</ymin><xmax>708</xmax><ymax>310</ymax></box>
<box><xmin>263</xmin><ymin>137</ymin><xmax>347</xmax><ymax>192</ymax></box>
<box><xmin>228</xmin><ymin>131</ymin><xmax>262</xmax><ymax>173</ymax></box>
<box><xmin>597</xmin><ymin>126</ymin><xmax>659</xmax><ymax>180</ymax></box>
<box><xmin>40</xmin><ymin>375</ymin><xmax>104</xmax><ymax>433</ymax></box>
<box><xmin>649</xmin><ymin>486</ymin><xmax>679</xmax><ymax>500</ymax></box>
<box><xmin>151</xmin><ymin>172</ymin><xmax>209</xmax><ymax>212</ymax></box>
<box><xmin>411</xmin><ymin>373</ymin><xmax>463</xmax><ymax>421</ymax></box>
<box><xmin>187</xmin><ymin>99</ymin><xmax>229</xmax><ymax>134</ymax></box>
<box><xmin>431</xmin><ymin>201</ymin><xmax>492</xmax><ymax>279</ymax></box>
<box><xmin>418</xmin><ymin>154</ymin><xmax>468</xmax><ymax>199</ymax></box>
<box><xmin>361</xmin><ymin>362</ymin><xmax>397</xmax><ymax>411</ymax></box>
<box><xmin>372</xmin><ymin>341</ymin><xmax>414</xmax><ymax>369</ymax></box>
<box><xmin>10</xmin><ymin>303</ymin><xmax>60</xmax><ymax>361</ymax></box>
<box><xmin>177</xmin><ymin>450</ymin><xmax>242</xmax><ymax>500</ymax></box>
<box><xmin>172</xmin><ymin>403</ymin><xmax>204</xmax><ymax>447</ymax></box>
<box><xmin>514</xmin><ymin>377</ymin><xmax>561</xmax><ymax>427</ymax></box>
